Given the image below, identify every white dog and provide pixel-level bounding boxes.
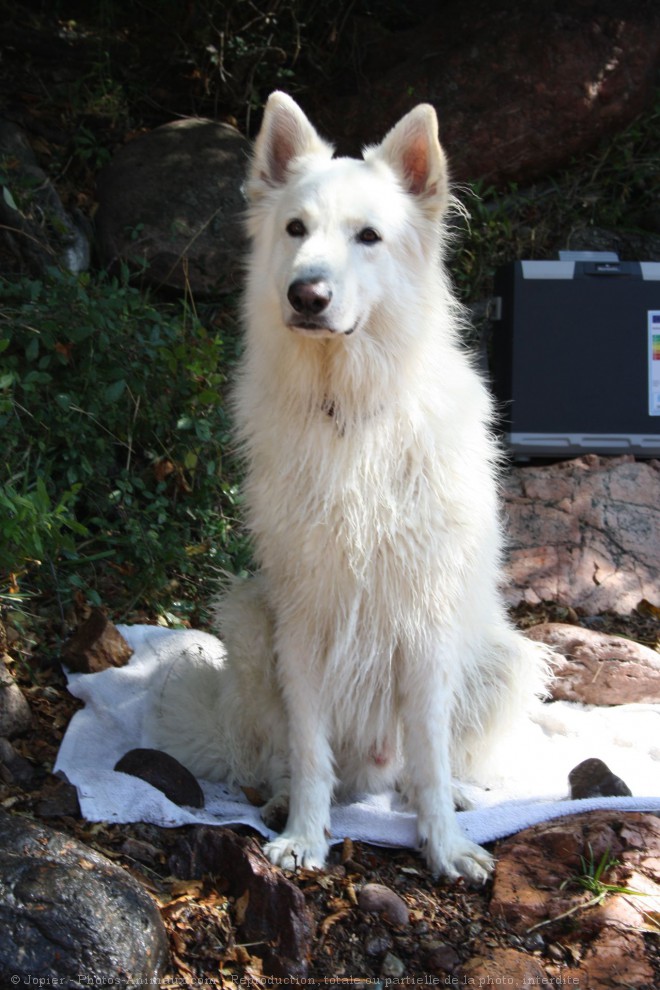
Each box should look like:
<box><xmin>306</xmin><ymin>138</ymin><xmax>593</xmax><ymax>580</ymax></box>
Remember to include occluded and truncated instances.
<box><xmin>150</xmin><ymin>92</ymin><xmax>551</xmax><ymax>882</ymax></box>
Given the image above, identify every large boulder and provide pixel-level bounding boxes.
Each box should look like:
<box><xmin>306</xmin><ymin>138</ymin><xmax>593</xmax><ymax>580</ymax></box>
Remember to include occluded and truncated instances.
<box><xmin>319</xmin><ymin>0</ymin><xmax>660</xmax><ymax>186</ymax></box>
<box><xmin>501</xmin><ymin>456</ymin><xmax>660</xmax><ymax>615</ymax></box>
<box><xmin>0</xmin><ymin>120</ymin><xmax>90</xmax><ymax>275</ymax></box>
<box><xmin>95</xmin><ymin>118</ymin><xmax>249</xmax><ymax>296</ymax></box>
<box><xmin>527</xmin><ymin>622</ymin><xmax>660</xmax><ymax>704</ymax></box>
<box><xmin>490</xmin><ymin>811</ymin><xmax>660</xmax><ymax>988</ymax></box>
<box><xmin>0</xmin><ymin>810</ymin><xmax>169</xmax><ymax>988</ymax></box>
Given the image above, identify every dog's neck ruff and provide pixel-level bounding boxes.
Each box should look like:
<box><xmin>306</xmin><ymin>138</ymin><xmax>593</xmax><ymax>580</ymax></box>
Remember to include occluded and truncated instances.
<box><xmin>321</xmin><ymin>396</ymin><xmax>346</xmax><ymax>437</ymax></box>
<box><xmin>320</xmin><ymin>396</ymin><xmax>386</xmax><ymax>436</ymax></box>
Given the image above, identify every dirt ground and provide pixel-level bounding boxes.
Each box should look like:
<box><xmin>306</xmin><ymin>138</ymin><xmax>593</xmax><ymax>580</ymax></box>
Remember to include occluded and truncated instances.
<box><xmin>2</xmin><ymin>601</ymin><xmax>659</xmax><ymax>987</ymax></box>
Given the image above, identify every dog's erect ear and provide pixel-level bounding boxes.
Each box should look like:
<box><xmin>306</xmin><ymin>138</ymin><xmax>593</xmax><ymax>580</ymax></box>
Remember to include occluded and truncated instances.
<box><xmin>249</xmin><ymin>92</ymin><xmax>332</xmax><ymax>194</ymax></box>
<box><xmin>370</xmin><ymin>104</ymin><xmax>448</xmax><ymax>214</ymax></box>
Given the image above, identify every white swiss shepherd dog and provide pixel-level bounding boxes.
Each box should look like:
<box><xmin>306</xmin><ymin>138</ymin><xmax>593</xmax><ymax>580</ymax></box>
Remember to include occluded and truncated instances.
<box><xmin>150</xmin><ymin>92</ymin><xmax>552</xmax><ymax>883</ymax></box>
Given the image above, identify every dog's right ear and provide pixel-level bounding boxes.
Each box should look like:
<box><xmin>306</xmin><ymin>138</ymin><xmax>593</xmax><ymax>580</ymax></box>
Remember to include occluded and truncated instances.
<box><xmin>370</xmin><ymin>104</ymin><xmax>449</xmax><ymax>217</ymax></box>
<box><xmin>248</xmin><ymin>92</ymin><xmax>332</xmax><ymax>197</ymax></box>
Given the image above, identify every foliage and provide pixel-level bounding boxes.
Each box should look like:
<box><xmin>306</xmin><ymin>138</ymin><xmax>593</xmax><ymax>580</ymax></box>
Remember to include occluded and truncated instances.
<box><xmin>182</xmin><ymin>0</ymin><xmax>412</xmax><ymax>125</ymax></box>
<box><xmin>3</xmin><ymin>5</ymin><xmax>659</xmax><ymax>627</ymax></box>
<box><xmin>44</xmin><ymin>0</ymin><xmax>415</xmax><ymax>136</ymax></box>
<box><xmin>451</xmin><ymin>89</ymin><xmax>660</xmax><ymax>307</ymax></box>
<box><xmin>0</xmin><ymin>267</ymin><xmax>249</xmax><ymax>618</ymax></box>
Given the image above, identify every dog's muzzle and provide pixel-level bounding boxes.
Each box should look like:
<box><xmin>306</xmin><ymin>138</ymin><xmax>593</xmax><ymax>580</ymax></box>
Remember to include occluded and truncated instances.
<box><xmin>286</xmin><ymin>278</ymin><xmax>355</xmax><ymax>335</ymax></box>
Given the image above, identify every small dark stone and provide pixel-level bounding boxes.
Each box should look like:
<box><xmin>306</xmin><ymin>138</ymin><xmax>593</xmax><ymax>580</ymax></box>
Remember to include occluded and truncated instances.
<box><xmin>115</xmin><ymin>747</ymin><xmax>205</xmax><ymax>808</ymax></box>
<box><xmin>358</xmin><ymin>882</ymin><xmax>410</xmax><ymax>927</ymax></box>
<box><xmin>523</xmin><ymin>931</ymin><xmax>546</xmax><ymax>952</ymax></box>
<box><xmin>34</xmin><ymin>774</ymin><xmax>81</xmax><ymax>818</ymax></box>
<box><xmin>426</xmin><ymin>941</ymin><xmax>460</xmax><ymax>974</ymax></box>
<box><xmin>0</xmin><ymin>737</ymin><xmax>38</xmax><ymax>787</ymax></box>
<box><xmin>381</xmin><ymin>951</ymin><xmax>405</xmax><ymax>978</ymax></box>
<box><xmin>63</xmin><ymin>608</ymin><xmax>133</xmax><ymax>673</ymax></box>
<box><xmin>364</xmin><ymin>932</ymin><xmax>392</xmax><ymax>956</ymax></box>
<box><xmin>569</xmin><ymin>758</ymin><xmax>633</xmax><ymax>800</ymax></box>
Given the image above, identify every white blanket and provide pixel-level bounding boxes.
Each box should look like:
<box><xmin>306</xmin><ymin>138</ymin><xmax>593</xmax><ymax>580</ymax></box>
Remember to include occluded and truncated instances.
<box><xmin>55</xmin><ymin>625</ymin><xmax>660</xmax><ymax>848</ymax></box>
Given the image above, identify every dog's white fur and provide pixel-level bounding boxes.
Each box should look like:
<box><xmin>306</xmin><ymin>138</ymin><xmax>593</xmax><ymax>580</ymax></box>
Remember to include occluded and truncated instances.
<box><xmin>150</xmin><ymin>93</ymin><xmax>551</xmax><ymax>882</ymax></box>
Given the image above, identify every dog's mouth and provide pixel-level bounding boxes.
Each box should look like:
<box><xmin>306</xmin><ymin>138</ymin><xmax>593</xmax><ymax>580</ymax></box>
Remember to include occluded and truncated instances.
<box><xmin>288</xmin><ymin>319</ymin><xmax>355</xmax><ymax>337</ymax></box>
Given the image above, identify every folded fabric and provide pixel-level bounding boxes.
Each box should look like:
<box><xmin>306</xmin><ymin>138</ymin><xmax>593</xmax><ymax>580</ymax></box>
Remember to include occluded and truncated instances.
<box><xmin>55</xmin><ymin>625</ymin><xmax>660</xmax><ymax>848</ymax></box>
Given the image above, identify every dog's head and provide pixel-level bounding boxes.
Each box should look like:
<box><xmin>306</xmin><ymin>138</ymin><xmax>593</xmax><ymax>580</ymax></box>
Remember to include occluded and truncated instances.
<box><xmin>246</xmin><ymin>92</ymin><xmax>450</xmax><ymax>340</ymax></box>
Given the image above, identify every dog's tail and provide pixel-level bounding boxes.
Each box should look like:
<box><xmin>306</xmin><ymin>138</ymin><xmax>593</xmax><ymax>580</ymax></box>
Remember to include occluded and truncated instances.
<box><xmin>453</xmin><ymin>623</ymin><xmax>557</xmax><ymax>785</ymax></box>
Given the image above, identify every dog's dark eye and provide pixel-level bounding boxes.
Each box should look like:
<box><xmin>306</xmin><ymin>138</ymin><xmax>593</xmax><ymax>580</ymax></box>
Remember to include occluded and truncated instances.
<box><xmin>286</xmin><ymin>219</ymin><xmax>307</xmax><ymax>237</ymax></box>
<box><xmin>357</xmin><ymin>227</ymin><xmax>381</xmax><ymax>245</ymax></box>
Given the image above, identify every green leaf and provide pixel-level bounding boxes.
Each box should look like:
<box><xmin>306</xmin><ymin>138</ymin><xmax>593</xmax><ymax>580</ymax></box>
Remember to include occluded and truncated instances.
<box><xmin>104</xmin><ymin>379</ymin><xmax>126</xmax><ymax>402</ymax></box>
<box><xmin>2</xmin><ymin>185</ymin><xmax>18</xmax><ymax>211</ymax></box>
<box><xmin>25</xmin><ymin>336</ymin><xmax>39</xmax><ymax>361</ymax></box>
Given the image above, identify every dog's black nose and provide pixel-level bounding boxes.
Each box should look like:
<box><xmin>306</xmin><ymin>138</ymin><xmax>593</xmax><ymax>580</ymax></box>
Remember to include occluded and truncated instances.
<box><xmin>287</xmin><ymin>279</ymin><xmax>332</xmax><ymax>315</ymax></box>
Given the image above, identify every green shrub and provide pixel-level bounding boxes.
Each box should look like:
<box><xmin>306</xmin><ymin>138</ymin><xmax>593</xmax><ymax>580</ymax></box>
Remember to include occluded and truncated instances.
<box><xmin>0</xmin><ymin>267</ymin><xmax>250</xmax><ymax>617</ymax></box>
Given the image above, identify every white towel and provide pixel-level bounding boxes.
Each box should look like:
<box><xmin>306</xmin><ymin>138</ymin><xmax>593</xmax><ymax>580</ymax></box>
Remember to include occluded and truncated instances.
<box><xmin>55</xmin><ymin>625</ymin><xmax>660</xmax><ymax>848</ymax></box>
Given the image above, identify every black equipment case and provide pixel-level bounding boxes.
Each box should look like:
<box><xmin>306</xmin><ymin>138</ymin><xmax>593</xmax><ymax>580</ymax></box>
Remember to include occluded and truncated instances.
<box><xmin>489</xmin><ymin>253</ymin><xmax>660</xmax><ymax>459</ymax></box>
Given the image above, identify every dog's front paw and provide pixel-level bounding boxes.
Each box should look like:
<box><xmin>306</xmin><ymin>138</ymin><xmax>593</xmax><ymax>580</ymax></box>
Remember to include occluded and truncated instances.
<box><xmin>264</xmin><ymin>832</ymin><xmax>329</xmax><ymax>871</ymax></box>
<box><xmin>420</xmin><ymin>824</ymin><xmax>494</xmax><ymax>884</ymax></box>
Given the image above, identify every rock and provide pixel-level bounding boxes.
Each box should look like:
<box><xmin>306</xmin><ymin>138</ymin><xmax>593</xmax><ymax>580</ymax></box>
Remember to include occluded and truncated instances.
<box><xmin>0</xmin><ymin>119</ymin><xmax>90</xmax><ymax>275</ymax></box>
<box><xmin>489</xmin><ymin>812</ymin><xmax>660</xmax><ymax>987</ymax></box>
<box><xmin>0</xmin><ymin>737</ymin><xmax>37</xmax><ymax>787</ymax></box>
<box><xmin>502</xmin><ymin>456</ymin><xmax>660</xmax><ymax>615</ymax></box>
<box><xmin>118</xmin><ymin>836</ymin><xmax>164</xmax><ymax>868</ymax></box>
<box><xmin>34</xmin><ymin>773</ymin><xmax>81</xmax><ymax>817</ymax></box>
<box><xmin>576</xmin><ymin>928</ymin><xmax>656</xmax><ymax>988</ymax></box>
<box><xmin>364</xmin><ymin>932</ymin><xmax>392</xmax><ymax>956</ymax></box>
<box><xmin>319</xmin><ymin>0</ymin><xmax>660</xmax><ymax>186</ymax></box>
<box><xmin>380</xmin><ymin>951</ymin><xmax>406</xmax><ymax>978</ymax></box>
<box><xmin>95</xmin><ymin>118</ymin><xmax>249</xmax><ymax>296</ymax></box>
<box><xmin>62</xmin><ymin>608</ymin><xmax>133</xmax><ymax>673</ymax></box>
<box><xmin>0</xmin><ymin>663</ymin><xmax>32</xmax><ymax>737</ymax></box>
<box><xmin>425</xmin><ymin>940</ymin><xmax>460</xmax><ymax>974</ymax></box>
<box><xmin>569</xmin><ymin>758</ymin><xmax>632</xmax><ymax>799</ymax></box>
<box><xmin>115</xmin><ymin>747</ymin><xmax>204</xmax><ymax>808</ymax></box>
<box><xmin>527</xmin><ymin>622</ymin><xmax>660</xmax><ymax>704</ymax></box>
<box><xmin>169</xmin><ymin>827</ymin><xmax>312</xmax><ymax>978</ymax></box>
<box><xmin>357</xmin><ymin>882</ymin><xmax>410</xmax><ymax>927</ymax></box>
<box><xmin>0</xmin><ymin>809</ymin><xmax>169</xmax><ymax>987</ymax></box>
<box><xmin>459</xmin><ymin>947</ymin><xmax>546</xmax><ymax>987</ymax></box>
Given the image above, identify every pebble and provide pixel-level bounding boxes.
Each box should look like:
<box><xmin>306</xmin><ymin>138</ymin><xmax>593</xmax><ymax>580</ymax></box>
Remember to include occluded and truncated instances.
<box><xmin>358</xmin><ymin>883</ymin><xmax>410</xmax><ymax>927</ymax></box>
<box><xmin>380</xmin><ymin>952</ymin><xmax>405</xmax><ymax>978</ymax></box>
<box><xmin>568</xmin><ymin>757</ymin><xmax>632</xmax><ymax>799</ymax></box>
<box><xmin>425</xmin><ymin>941</ymin><xmax>460</xmax><ymax>973</ymax></box>
<box><xmin>364</xmin><ymin>933</ymin><xmax>392</xmax><ymax>957</ymax></box>
<box><xmin>523</xmin><ymin>931</ymin><xmax>546</xmax><ymax>952</ymax></box>
<box><xmin>547</xmin><ymin>942</ymin><xmax>567</xmax><ymax>963</ymax></box>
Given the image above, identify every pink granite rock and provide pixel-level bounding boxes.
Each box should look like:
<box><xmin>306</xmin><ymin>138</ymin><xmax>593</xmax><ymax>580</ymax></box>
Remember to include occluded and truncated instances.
<box><xmin>526</xmin><ymin>622</ymin><xmax>660</xmax><ymax>704</ymax></box>
<box><xmin>502</xmin><ymin>456</ymin><xmax>660</xmax><ymax>615</ymax></box>
<box><xmin>489</xmin><ymin>812</ymin><xmax>660</xmax><ymax>988</ymax></box>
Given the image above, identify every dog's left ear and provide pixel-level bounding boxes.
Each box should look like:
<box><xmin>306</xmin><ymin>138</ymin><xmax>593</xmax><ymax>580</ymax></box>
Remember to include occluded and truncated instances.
<box><xmin>371</xmin><ymin>104</ymin><xmax>448</xmax><ymax>215</ymax></box>
<box><xmin>248</xmin><ymin>91</ymin><xmax>333</xmax><ymax>199</ymax></box>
